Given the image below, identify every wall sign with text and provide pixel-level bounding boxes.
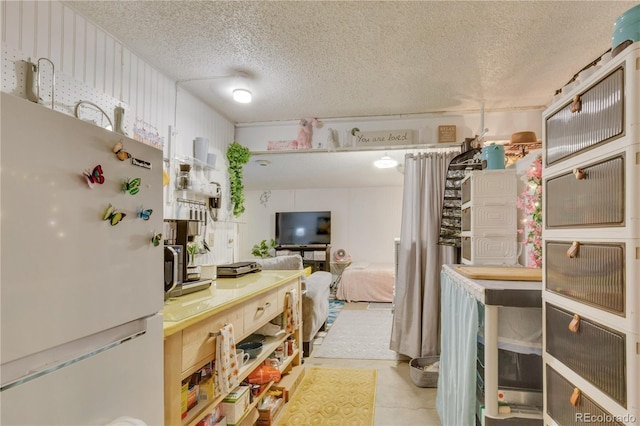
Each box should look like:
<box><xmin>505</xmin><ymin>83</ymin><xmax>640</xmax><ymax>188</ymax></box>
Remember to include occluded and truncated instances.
<box><xmin>353</xmin><ymin>129</ymin><xmax>415</xmax><ymax>148</ymax></box>
<box><xmin>438</xmin><ymin>125</ymin><xmax>457</xmax><ymax>143</ymax></box>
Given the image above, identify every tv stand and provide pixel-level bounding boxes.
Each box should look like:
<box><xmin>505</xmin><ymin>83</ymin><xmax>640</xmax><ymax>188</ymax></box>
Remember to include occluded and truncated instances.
<box><xmin>276</xmin><ymin>245</ymin><xmax>331</xmax><ymax>273</ymax></box>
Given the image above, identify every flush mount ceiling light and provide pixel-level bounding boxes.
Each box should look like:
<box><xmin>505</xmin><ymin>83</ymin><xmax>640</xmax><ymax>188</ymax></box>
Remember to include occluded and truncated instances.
<box><xmin>233</xmin><ymin>88</ymin><xmax>252</xmax><ymax>103</ymax></box>
<box><xmin>374</xmin><ymin>154</ymin><xmax>398</xmax><ymax>169</ymax></box>
<box><xmin>177</xmin><ymin>71</ymin><xmax>253</xmax><ymax>104</ymax></box>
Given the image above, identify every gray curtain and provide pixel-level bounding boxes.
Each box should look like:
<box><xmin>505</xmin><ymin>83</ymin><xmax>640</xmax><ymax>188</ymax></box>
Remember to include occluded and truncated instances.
<box><xmin>390</xmin><ymin>150</ymin><xmax>458</xmax><ymax>358</ymax></box>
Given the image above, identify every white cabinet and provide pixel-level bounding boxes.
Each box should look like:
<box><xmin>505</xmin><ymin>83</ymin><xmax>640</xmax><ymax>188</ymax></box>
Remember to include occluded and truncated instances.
<box><xmin>460</xmin><ymin>170</ymin><xmax>518</xmax><ymax>265</ymax></box>
<box><xmin>542</xmin><ymin>43</ymin><xmax>640</xmax><ymax>426</ymax></box>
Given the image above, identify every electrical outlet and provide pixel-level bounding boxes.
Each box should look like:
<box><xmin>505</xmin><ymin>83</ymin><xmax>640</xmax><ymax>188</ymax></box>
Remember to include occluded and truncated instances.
<box><xmin>208</xmin><ymin>234</ymin><xmax>215</xmax><ymax>246</ymax></box>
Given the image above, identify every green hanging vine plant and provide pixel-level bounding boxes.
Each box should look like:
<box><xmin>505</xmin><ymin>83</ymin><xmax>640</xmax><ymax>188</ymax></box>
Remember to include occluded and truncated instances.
<box><xmin>226</xmin><ymin>142</ymin><xmax>251</xmax><ymax>217</ymax></box>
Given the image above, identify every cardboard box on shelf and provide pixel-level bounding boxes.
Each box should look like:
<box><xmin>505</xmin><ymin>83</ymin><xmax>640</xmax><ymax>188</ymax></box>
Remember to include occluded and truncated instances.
<box><xmin>271</xmin><ymin>364</ymin><xmax>305</xmax><ymax>402</ymax></box>
<box><xmin>238</xmin><ymin>408</ymin><xmax>259</xmax><ymax>426</ymax></box>
<box><xmin>313</xmin><ymin>251</ymin><xmax>326</xmax><ymax>261</ymax></box>
<box><xmin>222</xmin><ymin>385</ymin><xmax>251</xmax><ymax>425</ymax></box>
<box><xmin>181</xmin><ymin>382</ymin><xmax>189</xmax><ymax>419</ymax></box>
<box><xmin>196</xmin><ymin>411</ymin><xmax>226</xmax><ymax>426</ymax></box>
<box><xmin>257</xmin><ymin>396</ymin><xmax>284</xmax><ymax>426</ymax></box>
<box><xmin>195</xmin><ymin>403</ymin><xmax>224</xmax><ymax>426</ymax></box>
<box><xmin>198</xmin><ymin>377</ymin><xmax>215</xmax><ymax>402</ymax></box>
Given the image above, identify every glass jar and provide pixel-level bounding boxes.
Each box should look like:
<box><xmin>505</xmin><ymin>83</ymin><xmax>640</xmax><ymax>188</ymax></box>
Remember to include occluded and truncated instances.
<box><xmin>176</xmin><ymin>163</ymin><xmax>192</xmax><ymax>190</ymax></box>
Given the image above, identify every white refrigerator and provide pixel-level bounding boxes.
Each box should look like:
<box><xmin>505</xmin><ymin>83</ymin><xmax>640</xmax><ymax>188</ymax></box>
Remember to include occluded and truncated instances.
<box><xmin>0</xmin><ymin>93</ymin><xmax>164</xmax><ymax>425</ymax></box>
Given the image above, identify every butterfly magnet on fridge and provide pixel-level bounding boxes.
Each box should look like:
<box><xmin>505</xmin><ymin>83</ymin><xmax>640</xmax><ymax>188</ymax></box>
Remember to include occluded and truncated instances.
<box><xmin>122</xmin><ymin>177</ymin><xmax>141</xmax><ymax>195</ymax></box>
<box><xmin>137</xmin><ymin>207</ymin><xmax>153</xmax><ymax>220</ymax></box>
<box><xmin>103</xmin><ymin>204</ymin><xmax>126</xmax><ymax>226</ymax></box>
<box><xmin>82</xmin><ymin>164</ymin><xmax>105</xmax><ymax>188</ymax></box>
<box><xmin>113</xmin><ymin>140</ymin><xmax>131</xmax><ymax>161</ymax></box>
<box><xmin>151</xmin><ymin>232</ymin><xmax>163</xmax><ymax>247</ymax></box>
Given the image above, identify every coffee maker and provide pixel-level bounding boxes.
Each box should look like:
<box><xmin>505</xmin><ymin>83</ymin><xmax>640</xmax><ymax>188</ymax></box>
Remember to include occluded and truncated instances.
<box><xmin>163</xmin><ymin>219</ymin><xmax>212</xmax><ymax>298</ymax></box>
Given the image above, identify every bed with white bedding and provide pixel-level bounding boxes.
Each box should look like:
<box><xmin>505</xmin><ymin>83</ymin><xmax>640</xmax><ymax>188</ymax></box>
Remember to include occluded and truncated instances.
<box><xmin>335</xmin><ymin>262</ymin><xmax>395</xmax><ymax>302</ymax></box>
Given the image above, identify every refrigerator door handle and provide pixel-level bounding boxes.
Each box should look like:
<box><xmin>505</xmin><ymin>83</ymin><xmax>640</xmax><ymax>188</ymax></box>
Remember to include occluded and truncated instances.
<box><xmin>1</xmin><ymin>318</ymin><xmax>148</xmax><ymax>391</ymax></box>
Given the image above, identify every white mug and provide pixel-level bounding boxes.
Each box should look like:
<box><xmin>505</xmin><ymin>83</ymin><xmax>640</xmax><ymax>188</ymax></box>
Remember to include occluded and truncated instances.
<box><xmin>236</xmin><ymin>349</ymin><xmax>250</xmax><ymax>367</ymax></box>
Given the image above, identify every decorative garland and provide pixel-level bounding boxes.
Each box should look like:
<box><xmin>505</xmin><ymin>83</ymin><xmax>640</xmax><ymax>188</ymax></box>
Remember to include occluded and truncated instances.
<box><xmin>517</xmin><ymin>154</ymin><xmax>543</xmax><ymax>268</ymax></box>
<box><xmin>226</xmin><ymin>142</ymin><xmax>251</xmax><ymax>217</ymax></box>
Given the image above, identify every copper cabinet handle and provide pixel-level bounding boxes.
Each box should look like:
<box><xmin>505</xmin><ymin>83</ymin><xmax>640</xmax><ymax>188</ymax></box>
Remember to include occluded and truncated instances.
<box><xmin>570</xmin><ymin>95</ymin><xmax>582</xmax><ymax>113</ymax></box>
<box><xmin>573</xmin><ymin>168</ymin><xmax>586</xmax><ymax>180</ymax></box>
<box><xmin>570</xmin><ymin>388</ymin><xmax>581</xmax><ymax>406</ymax></box>
<box><xmin>567</xmin><ymin>241</ymin><xmax>580</xmax><ymax>258</ymax></box>
<box><xmin>257</xmin><ymin>302</ymin><xmax>272</xmax><ymax>311</ymax></box>
<box><xmin>568</xmin><ymin>314</ymin><xmax>581</xmax><ymax>333</ymax></box>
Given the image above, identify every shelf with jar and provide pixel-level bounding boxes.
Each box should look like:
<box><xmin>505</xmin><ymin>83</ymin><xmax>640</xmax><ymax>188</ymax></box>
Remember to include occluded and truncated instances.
<box><xmin>175</xmin><ymin>154</ymin><xmax>219</xmax><ymax>172</ymax></box>
<box><xmin>173</xmin><ymin>157</ymin><xmax>222</xmax><ymax>198</ymax></box>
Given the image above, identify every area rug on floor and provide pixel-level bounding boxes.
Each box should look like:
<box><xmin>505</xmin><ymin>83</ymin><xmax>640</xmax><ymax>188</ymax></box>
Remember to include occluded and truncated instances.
<box><xmin>313</xmin><ymin>308</ymin><xmax>398</xmax><ymax>360</ymax></box>
<box><xmin>367</xmin><ymin>302</ymin><xmax>393</xmax><ymax>310</ymax></box>
<box><xmin>327</xmin><ymin>300</ymin><xmax>345</xmax><ymax>328</ymax></box>
<box><xmin>276</xmin><ymin>367</ymin><xmax>377</xmax><ymax>426</ymax></box>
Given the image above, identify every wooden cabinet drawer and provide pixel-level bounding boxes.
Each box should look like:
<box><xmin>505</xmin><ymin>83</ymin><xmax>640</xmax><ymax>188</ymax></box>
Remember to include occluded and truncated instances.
<box><xmin>243</xmin><ymin>289</ymin><xmax>279</xmax><ymax>334</ymax></box>
<box><xmin>181</xmin><ymin>305</ymin><xmax>243</xmax><ymax>373</ymax></box>
<box><xmin>277</xmin><ymin>278</ymin><xmax>300</xmax><ymax>312</ymax></box>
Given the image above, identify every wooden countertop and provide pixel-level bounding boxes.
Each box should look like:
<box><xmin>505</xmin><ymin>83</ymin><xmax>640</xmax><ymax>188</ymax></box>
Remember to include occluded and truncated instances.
<box><xmin>442</xmin><ymin>264</ymin><xmax>542</xmax><ymax>307</ymax></box>
<box><xmin>161</xmin><ymin>269</ymin><xmax>304</xmax><ymax>336</ymax></box>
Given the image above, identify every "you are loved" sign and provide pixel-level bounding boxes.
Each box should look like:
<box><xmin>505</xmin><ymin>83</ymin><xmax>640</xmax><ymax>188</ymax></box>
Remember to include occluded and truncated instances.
<box><xmin>353</xmin><ymin>129</ymin><xmax>415</xmax><ymax>148</ymax></box>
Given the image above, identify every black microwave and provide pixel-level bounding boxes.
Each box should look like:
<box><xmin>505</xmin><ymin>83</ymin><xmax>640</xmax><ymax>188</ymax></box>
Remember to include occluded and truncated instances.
<box><xmin>164</xmin><ymin>245</ymin><xmax>184</xmax><ymax>298</ymax></box>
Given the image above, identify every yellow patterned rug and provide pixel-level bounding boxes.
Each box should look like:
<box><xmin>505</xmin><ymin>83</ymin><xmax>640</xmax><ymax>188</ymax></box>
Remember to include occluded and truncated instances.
<box><xmin>276</xmin><ymin>367</ymin><xmax>377</xmax><ymax>425</ymax></box>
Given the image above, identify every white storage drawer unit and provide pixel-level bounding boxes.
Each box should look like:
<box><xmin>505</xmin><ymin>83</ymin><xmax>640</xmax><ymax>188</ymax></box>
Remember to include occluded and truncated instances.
<box><xmin>461</xmin><ymin>204</ymin><xmax>517</xmax><ymax>235</ymax></box>
<box><xmin>542</xmin><ymin>42</ymin><xmax>640</xmax><ymax>426</ymax></box>
<box><xmin>460</xmin><ymin>169</ymin><xmax>518</xmax><ymax>266</ymax></box>
<box><xmin>461</xmin><ymin>169</ymin><xmax>517</xmax><ymax>205</ymax></box>
<box><xmin>461</xmin><ymin>235</ymin><xmax>518</xmax><ymax>266</ymax></box>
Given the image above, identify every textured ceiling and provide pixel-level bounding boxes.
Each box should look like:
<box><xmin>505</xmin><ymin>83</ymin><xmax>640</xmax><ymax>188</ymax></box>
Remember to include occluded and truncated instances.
<box><xmin>63</xmin><ymin>1</ymin><xmax>636</xmax><ymax>124</ymax></box>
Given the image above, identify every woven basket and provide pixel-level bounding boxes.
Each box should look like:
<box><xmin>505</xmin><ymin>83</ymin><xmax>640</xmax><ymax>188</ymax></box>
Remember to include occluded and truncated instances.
<box><xmin>409</xmin><ymin>356</ymin><xmax>439</xmax><ymax>388</ymax></box>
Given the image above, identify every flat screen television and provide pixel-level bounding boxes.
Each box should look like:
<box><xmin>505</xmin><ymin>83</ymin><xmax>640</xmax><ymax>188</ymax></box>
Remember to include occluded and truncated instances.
<box><xmin>275</xmin><ymin>211</ymin><xmax>331</xmax><ymax>246</ymax></box>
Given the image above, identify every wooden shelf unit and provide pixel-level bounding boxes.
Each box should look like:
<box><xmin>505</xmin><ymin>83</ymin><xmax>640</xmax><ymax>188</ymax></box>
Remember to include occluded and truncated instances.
<box><xmin>162</xmin><ymin>270</ymin><xmax>304</xmax><ymax>426</ymax></box>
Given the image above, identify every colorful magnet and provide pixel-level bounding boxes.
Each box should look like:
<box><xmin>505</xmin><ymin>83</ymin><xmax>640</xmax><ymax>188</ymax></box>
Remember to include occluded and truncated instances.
<box><xmin>137</xmin><ymin>207</ymin><xmax>153</xmax><ymax>220</ymax></box>
<box><xmin>82</xmin><ymin>164</ymin><xmax>105</xmax><ymax>188</ymax></box>
<box><xmin>151</xmin><ymin>233</ymin><xmax>162</xmax><ymax>247</ymax></box>
<box><xmin>103</xmin><ymin>204</ymin><xmax>126</xmax><ymax>226</ymax></box>
<box><xmin>122</xmin><ymin>177</ymin><xmax>141</xmax><ymax>195</ymax></box>
<box><xmin>113</xmin><ymin>140</ymin><xmax>131</xmax><ymax>161</ymax></box>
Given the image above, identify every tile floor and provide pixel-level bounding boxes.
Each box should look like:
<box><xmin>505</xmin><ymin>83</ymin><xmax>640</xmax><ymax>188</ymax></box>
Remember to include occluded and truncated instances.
<box><xmin>304</xmin><ymin>302</ymin><xmax>442</xmax><ymax>426</ymax></box>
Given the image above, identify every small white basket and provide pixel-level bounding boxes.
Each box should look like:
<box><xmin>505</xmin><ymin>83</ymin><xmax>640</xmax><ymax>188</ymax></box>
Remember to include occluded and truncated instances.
<box><xmin>409</xmin><ymin>356</ymin><xmax>439</xmax><ymax>388</ymax></box>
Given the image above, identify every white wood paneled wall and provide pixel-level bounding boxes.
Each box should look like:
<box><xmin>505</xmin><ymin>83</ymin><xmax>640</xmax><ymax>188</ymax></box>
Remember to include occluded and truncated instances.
<box><xmin>1</xmin><ymin>0</ymin><xmax>175</xmax><ymax>143</ymax></box>
<box><xmin>1</xmin><ymin>0</ymin><xmax>238</xmax><ymax>265</ymax></box>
